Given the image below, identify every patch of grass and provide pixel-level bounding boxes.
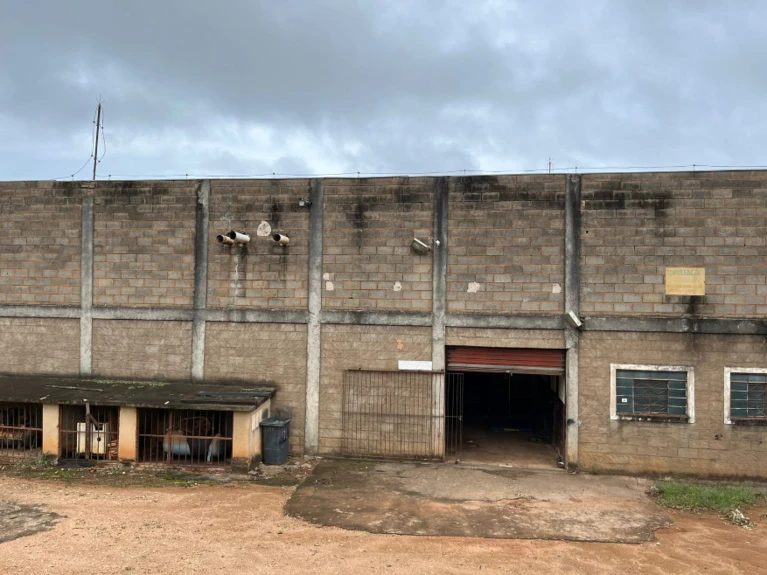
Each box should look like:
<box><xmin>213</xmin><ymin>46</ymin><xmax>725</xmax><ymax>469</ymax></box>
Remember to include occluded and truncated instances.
<box><xmin>653</xmin><ymin>480</ymin><xmax>756</xmax><ymax>512</ymax></box>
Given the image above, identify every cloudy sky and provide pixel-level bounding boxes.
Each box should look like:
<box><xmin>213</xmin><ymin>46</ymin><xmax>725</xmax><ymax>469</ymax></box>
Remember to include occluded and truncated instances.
<box><xmin>1</xmin><ymin>1</ymin><xmax>764</xmax><ymax>181</ymax></box>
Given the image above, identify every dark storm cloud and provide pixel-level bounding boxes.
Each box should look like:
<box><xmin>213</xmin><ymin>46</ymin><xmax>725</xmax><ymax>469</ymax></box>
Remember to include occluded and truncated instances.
<box><xmin>1</xmin><ymin>0</ymin><xmax>765</xmax><ymax>180</ymax></box>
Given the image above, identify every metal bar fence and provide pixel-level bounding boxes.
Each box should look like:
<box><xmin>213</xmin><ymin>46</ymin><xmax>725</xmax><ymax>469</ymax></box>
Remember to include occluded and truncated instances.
<box><xmin>341</xmin><ymin>370</ymin><xmax>444</xmax><ymax>460</ymax></box>
<box><xmin>445</xmin><ymin>372</ymin><xmax>464</xmax><ymax>460</ymax></box>
<box><xmin>137</xmin><ymin>408</ymin><xmax>233</xmax><ymax>466</ymax></box>
<box><xmin>0</xmin><ymin>403</ymin><xmax>43</xmax><ymax>461</ymax></box>
<box><xmin>59</xmin><ymin>405</ymin><xmax>120</xmax><ymax>461</ymax></box>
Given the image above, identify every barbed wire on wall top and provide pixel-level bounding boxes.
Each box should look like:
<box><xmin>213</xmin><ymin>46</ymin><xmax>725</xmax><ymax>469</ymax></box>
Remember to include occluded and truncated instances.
<box><xmin>40</xmin><ymin>163</ymin><xmax>767</xmax><ymax>182</ymax></box>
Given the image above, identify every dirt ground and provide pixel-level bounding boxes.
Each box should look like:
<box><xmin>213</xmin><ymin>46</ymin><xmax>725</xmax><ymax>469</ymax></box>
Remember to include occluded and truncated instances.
<box><xmin>1</xmin><ymin>469</ymin><xmax>767</xmax><ymax>574</ymax></box>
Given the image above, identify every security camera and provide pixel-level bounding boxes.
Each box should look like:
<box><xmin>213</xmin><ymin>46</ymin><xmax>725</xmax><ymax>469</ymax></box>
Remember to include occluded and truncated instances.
<box><xmin>272</xmin><ymin>233</ymin><xmax>290</xmax><ymax>246</ymax></box>
<box><xmin>226</xmin><ymin>231</ymin><xmax>251</xmax><ymax>244</ymax></box>
<box><xmin>411</xmin><ymin>238</ymin><xmax>431</xmax><ymax>255</ymax></box>
<box><xmin>565</xmin><ymin>310</ymin><xmax>582</xmax><ymax>328</ymax></box>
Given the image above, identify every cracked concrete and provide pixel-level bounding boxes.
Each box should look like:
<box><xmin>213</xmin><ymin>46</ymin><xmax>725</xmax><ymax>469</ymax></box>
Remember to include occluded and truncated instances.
<box><xmin>286</xmin><ymin>460</ymin><xmax>672</xmax><ymax>543</ymax></box>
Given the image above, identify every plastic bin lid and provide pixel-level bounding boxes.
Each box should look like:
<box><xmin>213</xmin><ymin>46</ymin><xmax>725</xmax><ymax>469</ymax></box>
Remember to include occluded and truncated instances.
<box><xmin>260</xmin><ymin>416</ymin><xmax>291</xmax><ymax>427</ymax></box>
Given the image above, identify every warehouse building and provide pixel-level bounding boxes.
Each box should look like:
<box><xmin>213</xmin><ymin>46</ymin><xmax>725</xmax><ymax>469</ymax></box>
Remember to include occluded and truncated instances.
<box><xmin>0</xmin><ymin>171</ymin><xmax>765</xmax><ymax>477</ymax></box>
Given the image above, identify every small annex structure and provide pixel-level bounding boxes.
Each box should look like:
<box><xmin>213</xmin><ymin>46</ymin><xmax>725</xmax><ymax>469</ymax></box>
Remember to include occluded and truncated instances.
<box><xmin>0</xmin><ymin>375</ymin><xmax>274</xmax><ymax>470</ymax></box>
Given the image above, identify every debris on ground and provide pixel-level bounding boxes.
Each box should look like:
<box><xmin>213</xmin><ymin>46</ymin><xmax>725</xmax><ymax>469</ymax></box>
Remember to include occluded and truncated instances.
<box><xmin>0</xmin><ymin>455</ymin><xmax>320</xmax><ymax>488</ymax></box>
<box><xmin>246</xmin><ymin>456</ymin><xmax>320</xmax><ymax>486</ymax></box>
<box><xmin>726</xmin><ymin>508</ymin><xmax>755</xmax><ymax>529</ymax></box>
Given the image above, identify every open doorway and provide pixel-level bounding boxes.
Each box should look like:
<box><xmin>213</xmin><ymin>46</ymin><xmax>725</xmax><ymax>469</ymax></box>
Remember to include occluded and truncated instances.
<box><xmin>445</xmin><ymin>346</ymin><xmax>566</xmax><ymax>469</ymax></box>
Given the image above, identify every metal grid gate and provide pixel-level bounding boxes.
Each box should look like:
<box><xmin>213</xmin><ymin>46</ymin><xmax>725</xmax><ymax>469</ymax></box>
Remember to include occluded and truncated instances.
<box><xmin>445</xmin><ymin>372</ymin><xmax>464</xmax><ymax>460</ymax></box>
<box><xmin>342</xmin><ymin>370</ymin><xmax>444</xmax><ymax>460</ymax></box>
<box><xmin>59</xmin><ymin>404</ymin><xmax>120</xmax><ymax>461</ymax></box>
<box><xmin>137</xmin><ymin>408</ymin><xmax>234</xmax><ymax>466</ymax></box>
<box><xmin>0</xmin><ymin>403</ymin><xmax>43</xmax><ymax>461</ymax></box>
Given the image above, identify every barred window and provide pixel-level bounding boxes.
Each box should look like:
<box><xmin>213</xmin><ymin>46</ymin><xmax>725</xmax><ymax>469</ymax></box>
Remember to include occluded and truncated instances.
<box><xmin>615</xmin><ymin>369</ymin><xmax>688</xmax><ymax>417</ymax></box>
<box><xmin>730</xmin><ymin>372</ymin><xmax>767</xmax><ymax>420</ymax></box>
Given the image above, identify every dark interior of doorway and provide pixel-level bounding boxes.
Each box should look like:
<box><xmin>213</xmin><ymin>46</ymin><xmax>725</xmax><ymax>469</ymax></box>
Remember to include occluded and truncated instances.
<box><xmin>453</xmin><ymin>371</ymin><xmax>564</xmax><ymax>469</ymax></box>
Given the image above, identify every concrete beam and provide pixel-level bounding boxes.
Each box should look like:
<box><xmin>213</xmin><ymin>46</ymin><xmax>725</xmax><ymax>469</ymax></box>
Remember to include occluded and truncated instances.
<box><xmin>191</xmin><ymin>180</ymin><xmax>211</xmax><ymax>381</ymax></box>
<box><xmin>321</xmin><ymin>310</ymin><xmax>432</xmax><ymax>327</ymax></box>
<box><xmin>0</xmin><ymin>305</ymin><xmax>80</xmax><ymax>319</ymax></box>
<box><xmin>91</xmin><ymin>307</ymin><xmax>194</xmax><ymax>321</ymax></box>
<box><xmin>431</xmin><ymin>177</ymin><xmax>449</xmax><ymax>371</ymax></box>
<box><xmin>445</xmin><ymin>313</ymin><xmax>564</xmax><ymax>330</ymax></box>
<box><xmin>583</xmin><ymin>316</ymin><xmax>767</xmax><ymax>335</ymax></box>
<box><xmin>1</xmin><ymin>301</ymin><xmax>764</xmax><ymax>337</ymax></box>
<box><xmin>79</xmin><ymin>197</ymin><xmax>94</xmax><ymax>376</ymax></box>
<box><xmin>564</xmin><ymin>174</ymin><xmax>581</xmax><ymax>470</ymax></box>
<box><xmin>204</xmin><ymin>309</ymin><xmax>308</xmax><ymax>324</ymax></box>
<box><xmin>304</xmin><ymin>178</ymin><xmax>324</xmax><ymax>454</ymax></box>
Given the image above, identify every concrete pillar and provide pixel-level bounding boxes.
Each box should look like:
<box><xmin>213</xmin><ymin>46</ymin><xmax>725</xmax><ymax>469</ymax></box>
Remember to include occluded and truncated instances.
<box><xmin>117</xmin><ymin>406</ymin><xmax>138</xmax><ymax>460</ymax></box>
<box><xmin>232</xmin><ymin>412</ymin><xmax>251</xmax><ymax>460</ymax></box>
<box><xmin>80</xmin><ymin>196</ymin><xmax>94</xmax><ymax>376</ymax></box>
<box><xmin>191</xmin><ymin>180</ymin><xmax>210</xmax><ymax>381</ymax></box>
<box><xmin>431</xmin><ymin>177</ymin><xmax>449</xmax><ymax>371</ymax></box>
<box><xmin>42</xmin><ymin>404</ymin><xmax>60</xmax><ymax>455</ymax></box>
<box><xmin>431</xmin><ymin>178</ymin><xmax>449</xmax><ymax>459</ymax></box>
<box><xmin>564</xmin><ymin>174</ymin><xmax>582</xmax><ymax>470</ymax></box>
<box><xmin>304</xmin><ymin>178</ymin><xmax>324</xmax><ymax>454</ymax></box>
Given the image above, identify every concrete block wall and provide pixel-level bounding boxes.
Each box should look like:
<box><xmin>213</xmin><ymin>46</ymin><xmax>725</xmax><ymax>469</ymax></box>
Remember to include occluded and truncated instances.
<box><xmin>0</xmin><ymin>182</ymin><xmax>82</xmax><ymax>305</ymax></box>
<box><xmin>91</xmin><ymin>319</ymin><xmax>193</xmax><ymax>380</ymax></box>
<box><xmin>322</xmin><ymin>178</ymin><xmax>434</xmax><ymax>311</ymax></box>
<box><xmin>0</xmin><ymin>172</ymin><xmax>765</xmax><ymax>472</ymax></box>
<box><xmin>93</xmin><ymin>181</ymin><xmax>197</xmax><ymax>307</ymax></box>
<box><xmin>203</xmin><ymin>322</ymin><xmax>307</xmax><ymax>454</ymax></box>
<box><xmin>447</xmin><ymin>175</ymin><xmax>566</xmax><ymax>313</ymax></box>
<box><xmin>318</xmin><ymin>325</ymin><xmax>432</xmax><ymax>453</ymax></box>
<box><xmin>446</xmin><ymin>327</ymin><xmax>566</xmax><ymax>349</ymax></box>
<box><xmin>0</xmin><ymin>318</ymin><xmax>80</xmax><ymax>375</ymax></box>
<box><xmin>581</xmin><ymin>171</ymin><xmax>767</xmax><ymax>317</ymax></box>
<box><xmin>579</xmin><ymin>331</ymin><xmax>767</xmax><ymax>478</ymax></box>
<box><xmin>207</xmin><ymin>180</ymin><xmax>310</xmax><ymax>309</ymax></box>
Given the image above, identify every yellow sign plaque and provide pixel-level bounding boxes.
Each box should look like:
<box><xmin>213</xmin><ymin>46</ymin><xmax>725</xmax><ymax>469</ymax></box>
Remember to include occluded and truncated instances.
<box><xmin>665</xmin><ymin>267</ymin><xmax>705</xmax><ymax>296</ymax></box>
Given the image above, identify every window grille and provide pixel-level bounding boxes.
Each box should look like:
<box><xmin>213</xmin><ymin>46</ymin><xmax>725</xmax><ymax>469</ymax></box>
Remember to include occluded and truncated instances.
<box><xmin>730</xmin><ymin>372</ymin><xmax>767</xmax><ymax>420</ymax></box>
<box><xmin>615</xmin><ymin>369</ymin><xmax>688</xmax><ymax>417</ymax></box>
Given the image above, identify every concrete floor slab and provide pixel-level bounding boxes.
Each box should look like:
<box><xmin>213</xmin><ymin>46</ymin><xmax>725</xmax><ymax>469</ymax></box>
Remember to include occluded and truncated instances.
<box><xmin>286</xmin><ymin>460</ymin><xmax>672</xmax><ymax>543</ymax></box>
<box><xmin>460</xmin><ymin>427</ymin><xmax>560</xmax><ymax>469</ymax></box>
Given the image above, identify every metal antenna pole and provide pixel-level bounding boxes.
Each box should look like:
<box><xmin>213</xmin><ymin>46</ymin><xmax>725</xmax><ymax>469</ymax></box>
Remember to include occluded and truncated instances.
<box><xmin>92</xmin><ymin>101</ymin><xmax>102</xmax><ymax>181</ymax></box>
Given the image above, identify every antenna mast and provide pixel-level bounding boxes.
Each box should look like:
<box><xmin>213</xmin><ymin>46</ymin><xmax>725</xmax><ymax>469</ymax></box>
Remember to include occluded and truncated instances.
<box><xmin>92</xmin><ymin>100</ymin><xmax>102</xmax><ymax>180</ymax></box>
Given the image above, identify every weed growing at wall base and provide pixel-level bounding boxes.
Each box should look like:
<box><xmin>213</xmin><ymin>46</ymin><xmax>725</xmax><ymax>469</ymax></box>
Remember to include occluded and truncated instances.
<box><xmin>652</xmin><ymin>480</ymin><xmax>757</xmax><ymax>511</ymax></box>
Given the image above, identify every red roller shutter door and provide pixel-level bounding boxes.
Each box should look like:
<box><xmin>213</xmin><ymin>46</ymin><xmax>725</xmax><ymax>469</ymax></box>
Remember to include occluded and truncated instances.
<box><xmin>447</xmin><ymin>346</ymin><xmax>565</xmax><ymax>375</ymax></box>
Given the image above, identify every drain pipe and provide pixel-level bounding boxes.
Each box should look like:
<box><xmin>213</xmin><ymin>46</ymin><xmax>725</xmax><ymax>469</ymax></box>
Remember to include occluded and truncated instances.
<box><xmin>216</xmin><ymin>234</ymin><xmax>235</xmax><ymax>246</ymax></box>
